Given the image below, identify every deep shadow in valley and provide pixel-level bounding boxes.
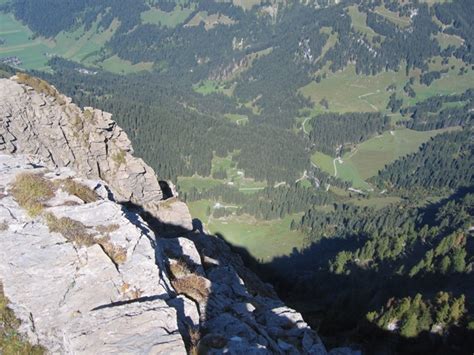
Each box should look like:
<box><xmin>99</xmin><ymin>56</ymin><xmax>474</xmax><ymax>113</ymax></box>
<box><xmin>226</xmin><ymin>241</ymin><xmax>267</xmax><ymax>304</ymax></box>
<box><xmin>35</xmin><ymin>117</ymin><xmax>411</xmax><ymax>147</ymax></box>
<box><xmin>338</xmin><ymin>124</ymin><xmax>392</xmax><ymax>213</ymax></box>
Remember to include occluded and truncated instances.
<box><xmin>120</xmin><ymin>201</ymin><xmax>321</xmax><ymax>353</ymax></box>
<box><xmin>119</xmin><ymin>197</ymin><xmax>473</xmax><ymax>354</ymax></box>
<box><xmin>224</xmin><ymin>238</ymin><xmax>474</xmax><ymax>355</ymax></box>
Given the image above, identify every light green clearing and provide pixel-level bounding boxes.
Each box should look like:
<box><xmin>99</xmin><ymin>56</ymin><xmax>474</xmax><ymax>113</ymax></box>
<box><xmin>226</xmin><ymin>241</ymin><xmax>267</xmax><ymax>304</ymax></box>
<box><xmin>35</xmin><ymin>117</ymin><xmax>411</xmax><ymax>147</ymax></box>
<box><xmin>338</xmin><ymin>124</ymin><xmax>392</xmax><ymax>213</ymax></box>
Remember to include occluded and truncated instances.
<box><xmin>317</xmin><ymin>27</ymin><xmax>338</xmax><ymax>60</ymax></box>
<box><xmin>312</xmin><ymin>151</ymin><xmax>370</xmax><ymax>189</ymax></box>
<box><xmin>177</xmin><ymin>176</ymin><xmax>222</xmax><ymax>193</ymax></box>
<box><xmin>410</xmin><ymin>63</ymin><xmax>474</xmax><ymax>105</ymax></box>
<box><xmin>349</xmin><ymin>196</ymin><xmax>402</xmax><ymax>210</ymax></box>
<box><xmin>230</xmin><ymin>0</ymin><xmax>262</xmax><ymax>10</ymax></box>
<box><xmin>224</xmin><ymin>113</ymin><xmax>248</xmax><ymax>125</ymax></box>
<box><xmin>177</xmin><ymin>155</ymin><xmax>267</xmax><ymax>194</ymax></box>
<box><xmin>374</xmin><ymin>6</ymin><xmax>411</xmax><ymax>28</ymax></box>
<box><xmin>301</xmin><ymin>57</ymin><xmax>473</xmax><ymax>113</ymax></box>
<box><xmin>311</xmin><ymin>127</ymin><xmax>458</xmax><ymax>189</ymax></box>
<box><xmin>100</xmin><ymin>55</ymin><xmax>153</xmax><ymax>74</ymax></box>
<box><xmin>52</xmin><ymin>18</ymin><xmax>119</xmax><ymax>65</ymax></box>
<box><xmin>434</xmin><ymin>33</ymin><xmax>464</xmax><ymax>50</ymax></box>
<box><xmin>300</xmin><ymin>65</ymin><xmax>409</xmax><ymax>113</ymax></box>
<box><xmin>311</xmin><ymin>151</ymin><xmax>334</xmax><ymax>175</ymax></box>
<box><xmin>212</xmin><ymin>154</ymin><xmax>235</xmax><ymax>174</ymax></box>
<box><xmin>344</xmin><ymin>127</ymin><xmax>457</xmax><ymax>179</ymax></box>
<box><xmin>335</xmin><ymin>157</ymin><xmax>371</xmax><ymax>189</ymax></box>
<box><xmin>141</xmin><ymin>5</ymin><xmax>195</xmax><ymax>28</ymax></box>
<box><xmin>0</xmin><ymin>13</ymin><xmax>150</xmax><ymax>73</ymax></box>
<box><xmin>0</xmin><ymin>13</ymin><xmax>50</xmax><ymax>70</ymax></box>
<box><xmin>347</xmin><ymin>6</ymin><xmax>378</xmax><ymax>41</ymax></box>
<box><xmin>297</xmin><ymin>178</ymin><xmax>312</xmax><ymax>188</ymax></box>
<box><xmin>193</xmin><ymin>80</ymin><xmax>234</xmax><ymax>96</ymax></box>
<box><xmin>185</xmin><ymin>11</ymin><xmax>236</xmax><ymax>30</ymax></box>
<box><xmin>188</xmin><ymin>199</ymin><xmax>212</xmax><ymax>222</ymax></box>
<box><xmin>211</xmin><ymin>154</ymin><xmax>267</xmax><ymax>190</ymax></box>
<box><xmin>208</xmin><ymin>214</ymin><xmax>308</xmax><ymax>262</ymax></box>
<box><xmin>187</xmin><ymin>197</ymin><xmax>309</xmax><ymax>263</ymax></box>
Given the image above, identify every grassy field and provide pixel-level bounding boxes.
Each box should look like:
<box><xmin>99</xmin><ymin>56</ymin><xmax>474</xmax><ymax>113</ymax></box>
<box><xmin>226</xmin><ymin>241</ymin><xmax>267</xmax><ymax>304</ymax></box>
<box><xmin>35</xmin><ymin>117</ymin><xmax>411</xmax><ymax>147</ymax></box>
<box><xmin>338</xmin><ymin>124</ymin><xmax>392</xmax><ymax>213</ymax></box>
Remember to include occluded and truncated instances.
<box><xmin>0</xmin><ymin>13</ymin><xmax>150</xmax><ymax>73</ymax></box>
<box><xmin>193</xmin><ymin>79</ymin><xmax>234</xmax><ymax>96</ymax></box>
<box><xmin>187</xmin><ymin>195</ymin><xmax>309</xmax><ymax>263</ymax></box>
<box><xmin>0</xmin><ymin>13</ymin><xmax>50</xmax><ymax>70</ymax></box>
<box><xmin>311</xmin><ymin>127</ymin><xmax>458</xmax><ymax>189</ymax></box>
<box><xmin>187</xmin><ymin>199</ymin><xmax>212</xmax><ymax>222</ymax></box>
<box><xmin>374</xmin><ymin>6</ymin><xmax>411</xmax><ymax>28</ymax></box>
<box><xmin>317</xmin><ymin>27</ymin><xmax>338</xmax><ymax>61</ymax></box>
<box><xmin>300</xmin><ymin>65</ymin><xmax>409</xmax><ymax>113</ymax></box>
<box><xmin>311</xmin><ymin>151</ymin><xmax>334</xmax><ymax>175</ymax></box>
<box><xmin>231</xmin><ymin>0</ymin><xmax>263</xmax><ymax>10</ymax></box>
<box><xmin>349</xmin><ymin>195</ymin><xmax>402</xmax><ymax>209</ymax></box>
<box><xmin>141</xmin><ymin>5</ymin><xmax>195</xmax><ymax>28</ymax></box>
<box><xmin>100</xmin><ymin>55</ymin><xmax>153</xmax><ymax>74</ymax></box>
<box><xmin>434</xmin><ymin>33</ymin><xmax>463</xmax><ymax>50</ymax></box>
<box><xmin>177</xmin><ymin>155</ymin><xmax>267</xmax><ymax>194</ymax></box>
<box><xmin>334</xmin><ymin>158</ymin><xmax>371</xmax><ymax>189</ymax></box>
<box><xmin>177</xmin><ymin>176</ymin><xmax>222</xmax><ymax>193</ymax></box>
<box><xmin>345</xmin><ymin>127</ymin><xmax>457</xmax><ymax>179</ymax></box>
<box><xmin>186</xmin><ymin>11</ymin><xmax>236</xmax><ymax>30</ymax></box>
<box><xmin>410</xmin><ymin>59</ymin><xmax>474</xmax><ymax>105</ymax></box>
<box><xmin>52</xmin><ymin>19</ymin><xmax>118</xmax><ymax>65</ymax></box>
<box><xmin>187</xmin><ymin>198</ymin><xmax>308</xmax><ymax>263</ymax></box>
<box><xmin>347</xmin><ymin>6</ymin><xmax>378</xmax><ymax>41</ymax></box>
<box><xmin>212</xmin><ymin>154</ymin><xmax>267</xmax><ymax>190</ymax></box>
<box><xmin>301</xmin><ymin>55</ymin><xmax>472</xmax><ymax>114</ymax></box>
<box><xmin>208</xmin><ymin>214</ymin><xmax>308</xmax><ymax>262</ymax></box>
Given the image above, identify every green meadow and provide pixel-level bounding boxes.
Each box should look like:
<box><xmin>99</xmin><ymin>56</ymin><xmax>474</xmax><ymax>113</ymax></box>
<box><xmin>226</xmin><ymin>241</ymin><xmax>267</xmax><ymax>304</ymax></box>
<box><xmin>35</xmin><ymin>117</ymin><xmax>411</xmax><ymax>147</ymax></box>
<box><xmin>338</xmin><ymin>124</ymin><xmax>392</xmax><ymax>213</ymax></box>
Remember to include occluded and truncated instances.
<box><xmin>208</xmin><ymin>214</ymin><xmax>308</xmax><ymax>262</ymax></box>
<box><xmin>300</xmin><ymin>55</ymin><xmax>472</xmax><ymax>114</ymax></box>
<box><xmin>141</xmin><ymin>5</ymin><xmax>195</xmax><ymax>28</ymax></box>
<box><xmin>300</xmin><ymin>65</ymin><xmax>409</xmax><ymax>113</ymax></box>
<box><xmin>0</xmin><ymin>13</ymin><xmax>151</xmax><ymax>73</ymax></box>
<box><xmin>311</xmin><ymin>127</ymin><xmax>458</xmax><ymax>189</ymax></box>
<box><xmin>0</xmin><ymin>13</ymin><xmax>50</xmax><ymax>70</ymax></box>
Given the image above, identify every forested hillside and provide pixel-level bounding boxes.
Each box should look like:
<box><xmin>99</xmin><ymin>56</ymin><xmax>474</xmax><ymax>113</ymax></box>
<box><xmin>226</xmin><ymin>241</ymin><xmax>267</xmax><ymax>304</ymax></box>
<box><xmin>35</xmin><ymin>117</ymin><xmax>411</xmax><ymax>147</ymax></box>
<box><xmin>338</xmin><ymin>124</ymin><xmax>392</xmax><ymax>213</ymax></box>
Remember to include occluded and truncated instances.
<box><xmin>1</xmin><ymin>0</ymin><xmax>473</xmax><ymax>352</ymax></box>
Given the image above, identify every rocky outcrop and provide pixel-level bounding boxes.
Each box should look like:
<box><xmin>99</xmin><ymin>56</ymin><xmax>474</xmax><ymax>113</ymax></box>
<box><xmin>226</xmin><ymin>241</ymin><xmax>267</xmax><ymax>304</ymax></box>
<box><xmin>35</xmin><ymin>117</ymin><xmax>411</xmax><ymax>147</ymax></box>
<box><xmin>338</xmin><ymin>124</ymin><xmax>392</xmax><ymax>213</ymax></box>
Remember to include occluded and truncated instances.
<box><xmin>0</xmin><ymin>75</ymin><xmax>192</xmax><ymax>230</ymax></box>
<box><xmin>0</xmin><ymin>77</ymin><xmax>353</xmax><ymax>354</ymax></box>
<box><xmin>0</xmin><ymin>154</ymin><xmax>186</xmax><ymax>354</ymax></box>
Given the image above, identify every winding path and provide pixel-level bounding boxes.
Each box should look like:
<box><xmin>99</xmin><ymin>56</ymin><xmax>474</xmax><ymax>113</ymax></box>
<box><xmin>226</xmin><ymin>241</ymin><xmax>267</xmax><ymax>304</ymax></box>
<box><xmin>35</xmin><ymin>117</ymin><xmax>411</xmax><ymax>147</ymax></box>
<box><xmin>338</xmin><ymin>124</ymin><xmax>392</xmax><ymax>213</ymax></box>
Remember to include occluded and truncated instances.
<box><xmin>333</xmin><ymin>157</ymin><xmax>343</xmax><ymax>177</ymax></box>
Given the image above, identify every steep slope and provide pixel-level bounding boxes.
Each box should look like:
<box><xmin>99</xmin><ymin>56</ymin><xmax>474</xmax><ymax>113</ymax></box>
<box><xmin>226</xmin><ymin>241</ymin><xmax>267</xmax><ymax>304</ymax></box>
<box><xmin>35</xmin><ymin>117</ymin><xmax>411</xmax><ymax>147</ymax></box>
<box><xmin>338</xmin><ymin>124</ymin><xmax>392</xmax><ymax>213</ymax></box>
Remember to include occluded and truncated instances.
<box><xmin>0</xmin><ymin>77</ymin><xmax>342</xmax><ymax>354</ymax></box>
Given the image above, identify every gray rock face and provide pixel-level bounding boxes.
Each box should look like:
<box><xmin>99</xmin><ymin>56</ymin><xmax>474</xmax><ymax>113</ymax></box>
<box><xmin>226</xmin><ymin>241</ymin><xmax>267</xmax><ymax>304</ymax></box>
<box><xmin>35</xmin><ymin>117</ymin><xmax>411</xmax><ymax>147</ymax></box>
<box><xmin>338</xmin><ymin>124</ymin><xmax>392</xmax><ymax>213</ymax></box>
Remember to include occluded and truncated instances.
<box><xmin>0</xmin><ymin>154</ymin><xmax>185</xmax><ymax>354</ymax></box>
<box><xmin>0</xmin><ymin>77</ymin><xmax>353</xmax><ymax>354</ymax></box>
<box><xmin>0</xmin><ymin>77</ymin><xmax>189</xmax><ymax>225</ymax></box>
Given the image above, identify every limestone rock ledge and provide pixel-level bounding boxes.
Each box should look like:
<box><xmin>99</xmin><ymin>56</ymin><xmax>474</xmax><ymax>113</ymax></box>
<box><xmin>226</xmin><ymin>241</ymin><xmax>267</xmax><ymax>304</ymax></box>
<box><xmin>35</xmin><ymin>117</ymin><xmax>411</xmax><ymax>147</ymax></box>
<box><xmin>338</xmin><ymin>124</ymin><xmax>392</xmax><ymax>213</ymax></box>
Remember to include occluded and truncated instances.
<box><xmin>0</xmin><ymin>77</ymin><xmax>355</xmax><ymax>354</ymax></box>
<box><xmin>0</xmin><ymin>154</ymin><xmax>185</xmax><ymax>354</ymax></box>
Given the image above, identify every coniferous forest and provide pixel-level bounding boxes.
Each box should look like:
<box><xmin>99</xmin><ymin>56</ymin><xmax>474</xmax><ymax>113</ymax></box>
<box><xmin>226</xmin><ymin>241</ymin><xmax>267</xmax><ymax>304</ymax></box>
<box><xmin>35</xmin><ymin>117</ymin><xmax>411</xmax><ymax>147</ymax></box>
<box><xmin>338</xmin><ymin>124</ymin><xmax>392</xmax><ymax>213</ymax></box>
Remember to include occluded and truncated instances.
<box><xmin>1</xmin><ymin>0</ymin><xmax>473</xmax><ymax>352</ymax></box>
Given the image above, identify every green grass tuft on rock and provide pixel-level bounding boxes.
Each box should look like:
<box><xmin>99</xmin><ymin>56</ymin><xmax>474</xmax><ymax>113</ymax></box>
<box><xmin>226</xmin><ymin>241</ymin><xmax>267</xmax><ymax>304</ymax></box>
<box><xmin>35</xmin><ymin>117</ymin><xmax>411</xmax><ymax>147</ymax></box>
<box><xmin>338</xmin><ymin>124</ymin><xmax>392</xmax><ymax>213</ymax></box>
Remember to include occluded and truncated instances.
<box><xmin>10</xmin><ymin>173</ymin><xmax>54</xmax><ymax>217</ymax></box>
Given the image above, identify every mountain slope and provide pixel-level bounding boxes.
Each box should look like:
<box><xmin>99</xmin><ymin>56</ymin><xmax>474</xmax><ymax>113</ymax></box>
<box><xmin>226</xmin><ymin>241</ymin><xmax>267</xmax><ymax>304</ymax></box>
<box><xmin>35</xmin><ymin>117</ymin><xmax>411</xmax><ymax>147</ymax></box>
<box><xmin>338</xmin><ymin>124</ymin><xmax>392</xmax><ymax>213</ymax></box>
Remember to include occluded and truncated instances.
<box><xmin>0</xmin><ymin>76</ymin><xmax>342</xmax><ymax>354</ymax></box>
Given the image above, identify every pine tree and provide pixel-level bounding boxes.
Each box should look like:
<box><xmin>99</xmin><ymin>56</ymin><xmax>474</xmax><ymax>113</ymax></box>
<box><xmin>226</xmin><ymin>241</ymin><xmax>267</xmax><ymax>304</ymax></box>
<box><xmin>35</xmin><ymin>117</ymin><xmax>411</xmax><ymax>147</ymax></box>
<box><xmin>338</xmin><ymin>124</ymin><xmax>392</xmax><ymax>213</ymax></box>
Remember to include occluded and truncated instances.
<box><xmin>400</xmin><ymin>314</ymin><xmax>419</xmax><ymax>338</ymax></box>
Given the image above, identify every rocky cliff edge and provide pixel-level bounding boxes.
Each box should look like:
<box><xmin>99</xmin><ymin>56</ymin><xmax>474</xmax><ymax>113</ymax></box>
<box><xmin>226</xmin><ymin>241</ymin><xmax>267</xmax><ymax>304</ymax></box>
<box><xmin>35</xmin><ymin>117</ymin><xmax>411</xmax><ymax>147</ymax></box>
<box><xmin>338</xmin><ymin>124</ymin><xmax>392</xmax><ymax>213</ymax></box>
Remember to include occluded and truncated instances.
<box><xmin>0</xmin><ymin>76</ymin><xmax>353</xmax><ymax>354</ymax></box>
